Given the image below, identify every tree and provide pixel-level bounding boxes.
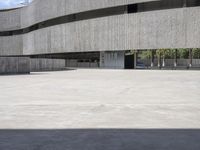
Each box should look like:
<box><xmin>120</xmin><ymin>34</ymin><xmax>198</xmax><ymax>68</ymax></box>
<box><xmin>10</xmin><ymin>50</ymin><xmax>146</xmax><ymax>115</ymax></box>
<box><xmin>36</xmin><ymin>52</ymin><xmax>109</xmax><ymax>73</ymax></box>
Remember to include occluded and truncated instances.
<box><xmin>193</xmin><ymin>48</ymin><xmax>200</xmax><ymax>59</ymax></box>
<box><xmin>140</xmin><ymin>50</ymin><xmax>151</xmax><ymax>59</ymax></box>
<box><xmin>138</xmin><ymin>48</ymin><xmax>200</xmax><ymax>59</ymax></box>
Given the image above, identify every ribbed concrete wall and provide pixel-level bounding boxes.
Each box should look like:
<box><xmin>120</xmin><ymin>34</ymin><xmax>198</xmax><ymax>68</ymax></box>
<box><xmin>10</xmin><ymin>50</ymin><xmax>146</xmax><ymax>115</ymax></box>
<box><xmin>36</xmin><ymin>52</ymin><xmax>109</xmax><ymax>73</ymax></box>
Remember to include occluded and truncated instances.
<box><xmin>0</xmin><ymin>0</ymin><xmax>200</xmax><ymax>57</ymax></box>
<box><xmin>22</xmin><ymin>7</ymin><xmax>200</xmax><ymax>55</ymax></box>
<box><xmin>30</xmin><ymin>58</ymin><xmax>66</xmax><ymax>72</ymax></box>
<box><xmin>66</xmin><ymin>59</ymin><xmax>99</xmax><ymax>68</ymax></box>
<box><xmin>0</xmin><ymin>57</ymin><xmax>30</xmax><ymax>74</ymax></box>
<box><xmin>0</xmin><ymin>0</ymin><xmax>158</xmax><ymax>30</ymax></box>
<box><xmin>0</xmin><ymin>35</ymin><xmax>23</xmax><ymax>55</ymax></box>
<box><xmin>0</xmin><ymin>57</ymin><xmax>65</xmax><ymax>74</ymax></box>
<box><xmin>100</xmin><ymin>51</ymin><xmax>125</xmax><ymax>69</ymax></box>
<box><xmin>0</xmin><ymin>9</ymin><xmax>21</xmax><ymax>31</ymax></box>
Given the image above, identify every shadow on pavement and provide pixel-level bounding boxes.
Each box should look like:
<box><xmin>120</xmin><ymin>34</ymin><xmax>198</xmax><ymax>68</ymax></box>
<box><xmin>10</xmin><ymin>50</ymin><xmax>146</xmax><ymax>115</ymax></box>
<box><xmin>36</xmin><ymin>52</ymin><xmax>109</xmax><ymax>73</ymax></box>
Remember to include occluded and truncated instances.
<box><xmin>30</xmin><ymin>68</ymin><xmax>77</xmax><ymax>74</ymax></box>
<box><xmin>0</xmin><ymin>129</ymin><xmax>200</xmax><ymax>150</ymax></box>
<box><xmin>0</xmin><ymin>68</ymin><xmax>77</xmax><ymax>76</ymax></box>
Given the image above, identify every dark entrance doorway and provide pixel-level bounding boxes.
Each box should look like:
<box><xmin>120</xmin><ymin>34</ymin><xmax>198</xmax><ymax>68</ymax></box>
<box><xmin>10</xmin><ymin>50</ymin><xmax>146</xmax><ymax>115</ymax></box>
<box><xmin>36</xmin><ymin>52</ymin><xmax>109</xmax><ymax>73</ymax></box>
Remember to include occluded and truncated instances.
<box><xmin>125</xmin><ymin>53</ymin><xmax>135</xmax><ymax>69</ymax></box>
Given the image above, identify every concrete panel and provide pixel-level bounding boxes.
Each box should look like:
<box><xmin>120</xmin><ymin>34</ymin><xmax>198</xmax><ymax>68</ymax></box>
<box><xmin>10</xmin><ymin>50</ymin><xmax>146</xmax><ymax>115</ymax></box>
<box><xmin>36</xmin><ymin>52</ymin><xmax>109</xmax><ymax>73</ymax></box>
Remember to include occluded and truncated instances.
<box><xmin>33</xmin><ymin>28</ymin><xmax>49</xmax><ymax>55</ymax></box>
<box><xmin>185</xmin><ymin>7</ymin><xmax>200</xmax><ymax>48</ymax></box>
<box><xmin>0</xmin><ymin>57</ymin><xmax>30</xmax><ymax>74</ymax></box>
<box><xmin>0</xmin><ymin>9</ymin><xmax>21</xmax><ymax>31</ymax></box>
<box><xmin>23</xmin><ymin>32</ymin><xmax>35</xmax><ymax>55</ymax></box>
<box><xmin>73</xmin><ymin>15</ymin><xmax>128</xmax><ymax>52</ymax></box>
<box><xmin>128</xmin><ymin>8</ymin><xmax>186</xmax><ymax>50</ymax></box>
<box><xmin>100</xmin><ymin>51</ymin><xmax>125</xmax><ymax>69</ymax></box>
<box><xmin>50</xmin><ymin>25</ymin><xmax>66</xmax><ymax>53</ymax></box>
<box><xmin>66</xmin><ymin>59</ymin><xmax>78</xmax><ymax>68</ymax></box>
<box><xmin>0</xmin><ymin>35</ymin><xmax>23</xmax><ymax>56</ymax></box>
<box><xmin>30</xmin><ymin>58</ymin><xmax>65</xmax><ymax>72</ymax></box>
<box><xmin>66</xmin><ymin>59</ymin><xmax>99</xmax><ymax>68</ymax></box>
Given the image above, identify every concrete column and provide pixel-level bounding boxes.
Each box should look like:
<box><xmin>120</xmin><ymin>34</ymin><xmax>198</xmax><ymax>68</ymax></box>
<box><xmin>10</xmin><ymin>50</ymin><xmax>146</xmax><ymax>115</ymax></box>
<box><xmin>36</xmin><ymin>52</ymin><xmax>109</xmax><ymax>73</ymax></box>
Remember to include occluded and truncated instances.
<box><xmin>174</xmin><ymin>49</ymin><xmax>178</xmax><ymax>68</ymax></box>
<box><xmin>189</xmin><ymin>49</ymin><xmax>193</xmax><ymax>68</ymax></box>
<box><xmin>162</xmin><ymin>54</ymin><xmax>165</xmax><ymax>67</ymax></box>
<box><xmin>158</xmin><ymin>52</ymin><xmax>161</xmax><ymax>69</ymax></box>
<box><xmin>134</xmin><ymin>50</ymin><xmax>138</xmax><ymax>69</ymax></box>
<box><xmin>151</xmin><ymin>50</ymin><xmax>155</xmax><ymax>67</ymax></box>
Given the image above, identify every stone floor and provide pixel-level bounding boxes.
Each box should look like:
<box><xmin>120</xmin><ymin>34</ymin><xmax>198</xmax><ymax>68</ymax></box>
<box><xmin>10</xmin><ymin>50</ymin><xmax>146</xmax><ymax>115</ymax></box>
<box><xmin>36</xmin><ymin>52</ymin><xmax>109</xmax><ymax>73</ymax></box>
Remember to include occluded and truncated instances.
<box><xmin>0</xmin><ymin>69</ymin><xmax>200</xmax><ymax>150</ymax></box>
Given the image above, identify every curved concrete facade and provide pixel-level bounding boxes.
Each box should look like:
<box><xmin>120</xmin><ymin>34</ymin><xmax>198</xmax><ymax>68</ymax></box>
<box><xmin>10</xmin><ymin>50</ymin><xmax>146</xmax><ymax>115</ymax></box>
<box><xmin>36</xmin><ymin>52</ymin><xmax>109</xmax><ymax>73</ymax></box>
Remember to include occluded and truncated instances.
<box><xmin>0</xmin><ymin>0</ymin><xmax>158</xmax><ymax>31</ymax></box>
<box><xmin>0</xmin><ymin>0</ymin><xmax>200</xmax><ymax>56</ymax></box>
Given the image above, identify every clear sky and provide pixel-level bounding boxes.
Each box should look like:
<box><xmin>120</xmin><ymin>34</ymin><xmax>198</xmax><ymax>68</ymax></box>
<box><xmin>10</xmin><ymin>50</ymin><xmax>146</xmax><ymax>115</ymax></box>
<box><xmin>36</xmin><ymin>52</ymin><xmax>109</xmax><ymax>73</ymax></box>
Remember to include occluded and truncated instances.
<box><xmin>0</xmin><ymin>0</ymin><xmax>32</xmax><ymax>9</ymax></box>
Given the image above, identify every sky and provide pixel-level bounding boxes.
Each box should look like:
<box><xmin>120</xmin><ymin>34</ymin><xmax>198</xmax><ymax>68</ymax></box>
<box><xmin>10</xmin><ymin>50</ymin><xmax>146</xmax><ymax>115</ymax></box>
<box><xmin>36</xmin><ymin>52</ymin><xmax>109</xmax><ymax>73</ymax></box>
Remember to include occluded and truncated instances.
<box><xmin>0</xmin><ymin>0</ymin><xmax>32</xmax><ymax>9</ymax></box>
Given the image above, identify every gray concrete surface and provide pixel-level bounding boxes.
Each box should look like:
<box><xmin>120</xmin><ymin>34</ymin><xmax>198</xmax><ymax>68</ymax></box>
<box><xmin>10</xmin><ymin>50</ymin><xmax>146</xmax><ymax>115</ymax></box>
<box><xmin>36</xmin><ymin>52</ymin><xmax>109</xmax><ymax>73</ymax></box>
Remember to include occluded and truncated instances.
<box><xmin>100</xmin><ymin>51</ymin><xmax>125</xmax><ymax>69</ymax></box>
<box><xmin>0</xmin><ymin>57</ymin><xmax>30</xmax><ymax>74</ymax></box>
<box><xmin>0</xmin><ymin>69</ymin><xmax>200</xmax><ymax>128</ymax></box>
<box><xmin>0</xmin><ymin>69</ymin><xmax>200</xmax><ymax>149</ymax></box>
<box><xmin>30</xmin><ymin>58</ymin><xmax>65</xmax><ymax>72</ymax></box>
<box><xmin>1</xmin><ymin>1</ymin><xmax>200</xmax><ymax>56</ymax></box>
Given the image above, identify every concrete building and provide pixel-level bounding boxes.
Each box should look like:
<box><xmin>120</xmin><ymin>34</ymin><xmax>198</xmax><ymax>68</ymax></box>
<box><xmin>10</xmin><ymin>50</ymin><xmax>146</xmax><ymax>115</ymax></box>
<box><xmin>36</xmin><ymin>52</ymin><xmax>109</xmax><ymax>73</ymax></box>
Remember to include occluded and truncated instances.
<box><xmin>0</xmin><ymin>0</ymin><xmax>200</xmax><ymax>73</ymax></box>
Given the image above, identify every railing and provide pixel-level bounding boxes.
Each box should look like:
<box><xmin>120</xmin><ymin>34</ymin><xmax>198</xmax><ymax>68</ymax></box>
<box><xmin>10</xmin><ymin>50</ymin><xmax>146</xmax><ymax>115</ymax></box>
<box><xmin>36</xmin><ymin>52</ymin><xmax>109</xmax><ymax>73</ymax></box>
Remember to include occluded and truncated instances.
<box><xmin>139</xmin><ymin>59</ymin><xmax>200</xmax><ymax>68</ymax></box>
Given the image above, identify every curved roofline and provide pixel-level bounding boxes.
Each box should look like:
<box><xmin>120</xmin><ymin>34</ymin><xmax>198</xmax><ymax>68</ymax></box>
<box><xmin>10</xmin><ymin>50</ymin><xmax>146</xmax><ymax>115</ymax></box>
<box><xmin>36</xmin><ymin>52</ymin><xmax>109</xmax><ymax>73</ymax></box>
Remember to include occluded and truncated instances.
<box><xmin>0</xmin><ymin>0</ymin><xmax>34</xmax><ymax>11</ymax></box>
<box><xmin>0</xmin><ymin>6</ymin><xmax>25</xmax><ymax>12</ymax></box>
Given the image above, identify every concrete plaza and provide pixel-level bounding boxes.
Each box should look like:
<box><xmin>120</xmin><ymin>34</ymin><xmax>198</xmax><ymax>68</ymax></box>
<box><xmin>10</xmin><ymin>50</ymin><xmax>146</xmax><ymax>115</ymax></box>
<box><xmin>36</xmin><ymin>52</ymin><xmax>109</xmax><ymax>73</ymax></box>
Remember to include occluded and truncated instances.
<box><xmin>0</xmin><ymin>69</ymin><xmax>200</xmax><ymax>149</ymax></box>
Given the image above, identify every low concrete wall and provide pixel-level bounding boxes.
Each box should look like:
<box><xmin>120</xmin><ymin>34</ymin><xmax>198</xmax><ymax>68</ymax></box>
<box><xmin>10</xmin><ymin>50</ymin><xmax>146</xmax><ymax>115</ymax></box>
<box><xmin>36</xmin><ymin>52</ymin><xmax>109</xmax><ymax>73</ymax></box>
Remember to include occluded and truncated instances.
<box><xmin>100</xmin><ymin>51</ymin><xmax>125</xmax><ymax>69</ymax></box>
<box><xmin>0</xmin><ymin>57</ymin><xmax>30</xmax><ymax>75</ymax></box>
<box><xmin>30</xmin><ymin>58</ymin><xmax>65</xmax><ymax>72</ymax></box>
<box><xmin>66</xmin><ymin>59</ymin><xmax>99</xmax><ymax>68</ymax></box>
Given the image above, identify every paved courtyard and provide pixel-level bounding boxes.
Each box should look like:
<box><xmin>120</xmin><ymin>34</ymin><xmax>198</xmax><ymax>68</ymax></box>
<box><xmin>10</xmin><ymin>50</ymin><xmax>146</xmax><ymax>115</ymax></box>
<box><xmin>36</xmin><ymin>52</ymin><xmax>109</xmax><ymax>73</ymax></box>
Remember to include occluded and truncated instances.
<box><xmin>0</xmin><ymin>69</ymin><xmax>200</xmax><ymax>129</ymax></box>
<box><xmin>0</xmin><ymin>69</ymin><xmax>200</xmax><ymax>150</ymax></box>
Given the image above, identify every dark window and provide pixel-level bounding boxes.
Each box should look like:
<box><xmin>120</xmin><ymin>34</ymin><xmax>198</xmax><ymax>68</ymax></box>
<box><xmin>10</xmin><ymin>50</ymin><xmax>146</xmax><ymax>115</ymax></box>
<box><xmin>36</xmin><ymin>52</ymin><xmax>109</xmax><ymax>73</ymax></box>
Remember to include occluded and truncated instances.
<box><xmin>128</xmin><ymin>4</ymin><xmax>138</xmax><ymax>13</ymax></box>
<box><xmin>187</xmin><ymin>0</ymin><xmax>200</xmax><ymax>7</ymax></box>
<box><xmin>131</xmin><ymin>0</ymin><xmax>185</xmax><ymax>13</ymax></box>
